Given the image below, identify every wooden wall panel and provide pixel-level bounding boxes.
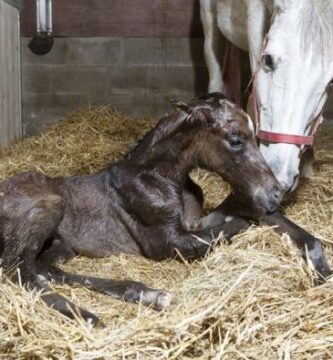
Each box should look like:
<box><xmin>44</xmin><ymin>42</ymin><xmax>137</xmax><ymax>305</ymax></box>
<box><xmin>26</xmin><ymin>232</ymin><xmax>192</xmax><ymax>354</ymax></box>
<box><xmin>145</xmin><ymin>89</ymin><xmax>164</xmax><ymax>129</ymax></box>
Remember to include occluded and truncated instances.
<box><xmin>0</xmin><ymin>0</ymin><xmax>22</xmax><ymax>147</ymax></box>
<box><xmin>21</xmin><ymin>0</ymin><xmax>203</xmax><ymax>37</ymax></box>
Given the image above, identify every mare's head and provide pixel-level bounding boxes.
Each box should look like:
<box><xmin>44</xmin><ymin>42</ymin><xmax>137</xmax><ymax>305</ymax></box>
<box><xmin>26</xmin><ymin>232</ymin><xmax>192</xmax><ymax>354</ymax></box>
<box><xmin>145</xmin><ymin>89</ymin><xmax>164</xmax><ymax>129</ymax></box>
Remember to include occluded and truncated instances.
<box><xmin>254</xmin><ymin>0</ymin><xmax>333</xmax><ymax>192</ymax></box>
<box><xmin>174</xmin><ymin>93</ymin><xmax>283</xmax><ymax>215</ymax></box>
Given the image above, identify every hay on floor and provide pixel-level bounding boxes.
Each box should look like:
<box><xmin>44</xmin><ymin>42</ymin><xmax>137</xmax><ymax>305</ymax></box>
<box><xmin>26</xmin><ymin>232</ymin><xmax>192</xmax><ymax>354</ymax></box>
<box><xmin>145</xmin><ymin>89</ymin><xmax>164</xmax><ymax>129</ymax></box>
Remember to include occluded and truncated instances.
<box><xmin>0</xmin><ymin>106</ymin><xmax>333</xmax><ymax>359</ymax></box>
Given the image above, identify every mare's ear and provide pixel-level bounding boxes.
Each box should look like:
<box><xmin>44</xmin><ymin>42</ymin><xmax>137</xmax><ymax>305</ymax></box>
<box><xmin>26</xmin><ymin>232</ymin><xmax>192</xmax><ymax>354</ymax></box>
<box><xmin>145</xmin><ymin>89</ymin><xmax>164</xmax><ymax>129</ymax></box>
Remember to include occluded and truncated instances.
<box><xmin>170</xmin><ymin>100</ymin><xmax>192</xmax><ymax>114</ymax></box>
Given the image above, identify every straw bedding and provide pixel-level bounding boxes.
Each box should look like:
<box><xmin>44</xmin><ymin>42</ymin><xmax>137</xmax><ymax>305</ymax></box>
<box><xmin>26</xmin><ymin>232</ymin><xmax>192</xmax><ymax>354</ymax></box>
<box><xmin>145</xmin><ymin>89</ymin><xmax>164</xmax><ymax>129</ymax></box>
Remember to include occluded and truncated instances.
<box><xmin>1</xmin><ymin>107</ymin><xmax>333</xmax><ymax>359</ymax></box>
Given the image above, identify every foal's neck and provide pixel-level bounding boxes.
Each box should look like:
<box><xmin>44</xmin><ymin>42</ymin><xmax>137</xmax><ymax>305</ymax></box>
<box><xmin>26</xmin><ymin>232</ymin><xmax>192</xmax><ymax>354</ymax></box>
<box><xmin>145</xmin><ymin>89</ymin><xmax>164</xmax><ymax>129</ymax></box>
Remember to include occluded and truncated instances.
<box><xmin>121</xmin><ymin>111</ymin><xmax>213</xmax><ymax>183</ymax></box>
<box><xmin>124</xmin><ymin>111</ymin><xmax>188</xmax><ymax>161</ymax></box>
<box><xmin>131</xmin><ymin>128</ymin><xmax>206</xmax><ymax>183</ymax></box>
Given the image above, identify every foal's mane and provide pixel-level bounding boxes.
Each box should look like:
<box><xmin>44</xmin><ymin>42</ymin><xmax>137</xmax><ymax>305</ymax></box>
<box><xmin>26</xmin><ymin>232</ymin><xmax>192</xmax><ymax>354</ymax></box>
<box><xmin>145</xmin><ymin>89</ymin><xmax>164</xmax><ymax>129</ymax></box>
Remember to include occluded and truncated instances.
<box><xmin>124</xmin><ymin>107</ymin><xmax>192</xmax><ymax>159</ymax></box>
<box><xmin>124</xmin><ymin>93</ymin><xmax>228</xmax><ymax>160</ymax></box>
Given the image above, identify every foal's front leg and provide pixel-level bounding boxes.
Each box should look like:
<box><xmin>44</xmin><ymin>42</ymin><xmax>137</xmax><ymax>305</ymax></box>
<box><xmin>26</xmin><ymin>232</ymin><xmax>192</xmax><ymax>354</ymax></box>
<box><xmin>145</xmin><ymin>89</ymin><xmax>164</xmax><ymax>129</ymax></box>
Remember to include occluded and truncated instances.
<box><xmin>181</xmin><ymin>177</ymin><xmax>249</xmax><ymax>239</ymax></box>
<box><xmin>195</xmin><ymin>211</ymin><xmax>250</xmax><ymax>242</ymax></box>
<box><xmin>163</xmin><ymin>219</ymin><xmax>247</xmax><ymax>262</ymax></box>
<box><xmin>182</xmin><ymin>176</ymin><xmax>204</xmax><ymax>231</ymax></box>
<box><xmin>260</xmin><ymin>211</ymin><xmax>332</xmax><ymax>281</ymax></box>
<box><xmin>220</xmin><ymin>194</ymin><xmax>332</xmax><ymax>281</ymax></box>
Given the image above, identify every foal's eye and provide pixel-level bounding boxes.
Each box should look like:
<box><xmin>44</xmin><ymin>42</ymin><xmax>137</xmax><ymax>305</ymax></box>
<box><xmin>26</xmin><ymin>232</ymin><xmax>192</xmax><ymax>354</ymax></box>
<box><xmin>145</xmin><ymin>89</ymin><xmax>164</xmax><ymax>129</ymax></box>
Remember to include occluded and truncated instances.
<box><xmin>227</xmin><ymin>133</ymin><xmax>243</xmax><ymax>150</ymax></box>
<box><xmin>229</xmin><ymin>138</ymin><xmax>242</xmax><ymax>149</ymax></box>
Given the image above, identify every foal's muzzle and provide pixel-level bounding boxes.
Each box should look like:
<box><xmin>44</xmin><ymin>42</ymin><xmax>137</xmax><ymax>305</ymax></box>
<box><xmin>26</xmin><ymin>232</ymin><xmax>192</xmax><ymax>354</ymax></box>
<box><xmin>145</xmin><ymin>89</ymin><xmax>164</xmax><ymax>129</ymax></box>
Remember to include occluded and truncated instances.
<box><xmin>255</xmin><ymin>182</ymin><xmax>283</xmax><ymax>215</ymax></box>
<box><xmin>267</xmin><ymin>184</ymin><xmax>283</xmax><ymax>213</ymax></box>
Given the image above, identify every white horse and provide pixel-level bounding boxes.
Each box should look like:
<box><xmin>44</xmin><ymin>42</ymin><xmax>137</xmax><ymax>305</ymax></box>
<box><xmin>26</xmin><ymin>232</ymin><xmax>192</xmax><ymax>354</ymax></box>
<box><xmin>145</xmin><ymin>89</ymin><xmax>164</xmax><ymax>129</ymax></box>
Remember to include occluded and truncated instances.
<box><xmin>200</xmin><ymin>0</ymin><xmax>333</xmax><ymax>192</ymax></box>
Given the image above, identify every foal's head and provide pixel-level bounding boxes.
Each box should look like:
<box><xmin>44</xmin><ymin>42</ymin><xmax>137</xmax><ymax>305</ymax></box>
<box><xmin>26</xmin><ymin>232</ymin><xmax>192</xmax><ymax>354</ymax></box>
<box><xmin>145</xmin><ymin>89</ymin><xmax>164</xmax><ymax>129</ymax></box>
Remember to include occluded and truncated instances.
<box><xmin>174</xmin><ymin>93</ymin><xmax>283</xmax><ymax>215</ymax></box>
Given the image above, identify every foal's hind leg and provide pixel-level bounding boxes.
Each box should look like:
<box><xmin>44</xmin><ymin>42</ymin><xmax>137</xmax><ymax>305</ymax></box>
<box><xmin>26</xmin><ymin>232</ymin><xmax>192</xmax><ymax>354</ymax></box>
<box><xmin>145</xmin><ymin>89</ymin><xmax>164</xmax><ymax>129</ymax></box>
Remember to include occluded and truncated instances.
<box><xmin>44</xmin><ymin>266</ymin><xmax>172</xmax><ymax>311</ymax></box>
<box><xmin>34</xmin><ymin>268</ymin><xmax>102</xmax><ymax>326</ymax></box>
<box><xmin>1</xmin><ymin>191</ymin><xmax>102</xmax><ymax>326</ymax></box>
<box><xmin>38</xmin><ymin>238</ymin><xmax>77</xmax><ymax>265</ymax></box>
<box><xmin>1</xmin><ymin>193</ymin><xmax>64</xmax><ymax>274</ymax></box>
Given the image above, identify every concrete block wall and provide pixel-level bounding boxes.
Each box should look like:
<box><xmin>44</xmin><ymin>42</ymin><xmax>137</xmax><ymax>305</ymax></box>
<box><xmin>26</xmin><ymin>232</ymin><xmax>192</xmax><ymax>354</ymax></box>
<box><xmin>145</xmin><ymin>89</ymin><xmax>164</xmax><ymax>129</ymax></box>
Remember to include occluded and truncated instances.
<box><xmin>21</xmin><ymin>35</ymin><xmax>333</xmax><ymax>136</ymax></box>
<box><xmin>21</xmin><ymin>37</ymin><xmax>208</xmax><ymax>135</ymax></box>
<box><xmin>20</xmin><ymin>0</ymin><xmax>333</xmax><ymax>137</ymax></box>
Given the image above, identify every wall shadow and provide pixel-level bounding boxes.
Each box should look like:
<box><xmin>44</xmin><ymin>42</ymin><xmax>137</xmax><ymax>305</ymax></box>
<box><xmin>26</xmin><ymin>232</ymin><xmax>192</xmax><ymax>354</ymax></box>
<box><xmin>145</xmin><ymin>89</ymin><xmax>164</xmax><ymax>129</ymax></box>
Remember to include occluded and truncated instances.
<box><xmin>189</xmin><ymin>0</ymin><xmax>209</xmax><ymax>96</ymax></box>
<box><xmin>188</xmin><ymin>0</ymin><xmax>251</xmax><ymax>106</ymax></box>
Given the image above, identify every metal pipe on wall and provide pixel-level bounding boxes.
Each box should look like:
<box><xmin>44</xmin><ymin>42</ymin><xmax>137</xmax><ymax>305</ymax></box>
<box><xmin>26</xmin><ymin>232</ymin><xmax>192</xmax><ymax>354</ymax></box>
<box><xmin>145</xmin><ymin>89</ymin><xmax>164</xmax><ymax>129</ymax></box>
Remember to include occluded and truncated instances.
<box><xmin>29</xmin><ymin>0</ymin><xmax>53</xmax><ymax>55</ymax></box>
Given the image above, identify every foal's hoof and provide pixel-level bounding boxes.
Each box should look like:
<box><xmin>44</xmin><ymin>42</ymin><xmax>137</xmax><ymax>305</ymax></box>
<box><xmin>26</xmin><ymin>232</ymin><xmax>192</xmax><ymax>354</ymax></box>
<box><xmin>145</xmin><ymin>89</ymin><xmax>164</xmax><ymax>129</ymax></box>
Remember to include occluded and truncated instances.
<box><xmin>313</xmin><ymin>263</ymin><xmax>333</xmax><ymax>285</ymax></box>
<box><xmin>152</xmin><ymin>290</ymin><xmax>173</xmax><ymax>311</ymax></box>
<box><xmin>86</xmin><ymin>316</ymin><xmax>105</xmax><ymax>329</ymax></box>
<box><xmin>314</xmin><ymin>271</ymin><xmax>333</xmax><ymax>286</ymax></box>
<box><xmin>124</xmin><ymin>288</ymin><xmax>172</xmax><ymax>310</ymax></box>
<box><xmin>81</xmin><ymin>310</ymin><xmax>105</xmax><ymax>328</ymax></box>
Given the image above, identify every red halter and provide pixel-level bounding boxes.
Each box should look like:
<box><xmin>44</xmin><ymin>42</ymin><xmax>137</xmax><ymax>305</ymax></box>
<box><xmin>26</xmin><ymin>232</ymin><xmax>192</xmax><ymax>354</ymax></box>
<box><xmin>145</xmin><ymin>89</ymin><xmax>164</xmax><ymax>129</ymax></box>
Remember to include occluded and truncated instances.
<box><xmin>252</xmin><ymin>36</ymin><xmax>323</xmax><ymax>147</ymax></box>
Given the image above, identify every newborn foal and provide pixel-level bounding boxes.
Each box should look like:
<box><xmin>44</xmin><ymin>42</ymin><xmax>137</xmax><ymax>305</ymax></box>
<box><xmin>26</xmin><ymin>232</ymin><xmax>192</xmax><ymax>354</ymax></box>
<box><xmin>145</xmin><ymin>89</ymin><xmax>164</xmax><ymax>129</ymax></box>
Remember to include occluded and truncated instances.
<box><xmin>0</xmin><ymin>95</ymin><xmax>281</xmax><ymax>325</ymax></box>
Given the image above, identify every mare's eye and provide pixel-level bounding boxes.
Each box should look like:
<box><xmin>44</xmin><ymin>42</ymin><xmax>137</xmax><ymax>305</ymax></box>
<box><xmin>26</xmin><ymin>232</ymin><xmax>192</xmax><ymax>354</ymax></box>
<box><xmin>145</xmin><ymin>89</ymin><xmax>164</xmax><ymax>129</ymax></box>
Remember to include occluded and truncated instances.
<box><xmin>329</xmin><ymin>79</ymin><xmax>333</xmax><ymax>87</ymax></box>
<box><xmin>263</xmin><ymin>54</ymin><xmax>276</xmax><ymax>71</ymax></box>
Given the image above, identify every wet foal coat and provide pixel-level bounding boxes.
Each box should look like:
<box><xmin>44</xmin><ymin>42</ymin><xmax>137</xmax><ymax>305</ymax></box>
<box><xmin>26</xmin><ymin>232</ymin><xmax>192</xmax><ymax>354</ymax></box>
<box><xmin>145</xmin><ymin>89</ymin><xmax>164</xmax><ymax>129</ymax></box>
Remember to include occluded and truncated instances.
<box><xmin>0</xmin><ymin>94</ymin><xmax>330</xmax><ymax>325</ymax></box>
<box><xmin>0</xmin><ymin>95</ymin><xmax>281</xmax><ymax>325</ymax></box>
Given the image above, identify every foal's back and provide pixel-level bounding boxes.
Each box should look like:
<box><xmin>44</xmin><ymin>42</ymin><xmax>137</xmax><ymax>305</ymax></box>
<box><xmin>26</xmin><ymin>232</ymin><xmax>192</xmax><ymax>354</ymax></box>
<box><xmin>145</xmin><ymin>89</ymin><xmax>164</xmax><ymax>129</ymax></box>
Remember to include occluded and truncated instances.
<box><xmin>0</xmin><ymin>105</ymin><xmax>201</xmax><ymax>264</ymax></box>
<box><xmin>57</xmin><ymin>170</ymin><xmax>144</xmax><ymax>257</ymax></box>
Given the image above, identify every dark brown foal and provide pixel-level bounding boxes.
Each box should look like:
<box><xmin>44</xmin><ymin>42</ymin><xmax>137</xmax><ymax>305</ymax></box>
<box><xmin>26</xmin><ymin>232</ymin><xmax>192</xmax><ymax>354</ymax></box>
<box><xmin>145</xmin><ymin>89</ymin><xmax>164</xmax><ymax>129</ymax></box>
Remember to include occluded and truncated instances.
<box><xmin>0</xmin><ymin>94</ymin><xmax>283</xmax><ymax>325</ymax></box>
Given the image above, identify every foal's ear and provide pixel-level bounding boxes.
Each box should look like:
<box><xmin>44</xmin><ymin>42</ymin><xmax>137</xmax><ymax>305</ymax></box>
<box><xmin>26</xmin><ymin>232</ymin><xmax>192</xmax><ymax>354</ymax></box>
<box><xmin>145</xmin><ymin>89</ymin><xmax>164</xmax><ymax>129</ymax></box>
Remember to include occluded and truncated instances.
<box><xmin>217</xmin><ymin>98</ymin><xmax>235</xmax><ymax>122</ymax></box>
<box><xmin>170</xmin><ymin>100</ymin><xmax>192</xmax><ymax>114</ymax></box>
<box><xmin>219</xmin><ymin>98</ymin><xmax>235</xmax><ymax>110</ymax></box>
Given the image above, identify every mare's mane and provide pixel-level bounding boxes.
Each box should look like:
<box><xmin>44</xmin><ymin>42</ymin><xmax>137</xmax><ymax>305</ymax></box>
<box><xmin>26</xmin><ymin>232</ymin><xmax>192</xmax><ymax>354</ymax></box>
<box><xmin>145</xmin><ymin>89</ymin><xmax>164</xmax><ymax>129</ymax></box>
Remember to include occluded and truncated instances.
<box><xmin>301</xmin><ymin>0</ymin><xmax>333</xmax><ymax>58</ymax></box>
<box><xmin>272</xmin><ymin>1</ymin><xmax>333</xmax><ymax>59</ymax></box>
<box><xmin>276</xmin><ymin>0</ymin><xmax>333</xmax><ymax>58</ymax></box>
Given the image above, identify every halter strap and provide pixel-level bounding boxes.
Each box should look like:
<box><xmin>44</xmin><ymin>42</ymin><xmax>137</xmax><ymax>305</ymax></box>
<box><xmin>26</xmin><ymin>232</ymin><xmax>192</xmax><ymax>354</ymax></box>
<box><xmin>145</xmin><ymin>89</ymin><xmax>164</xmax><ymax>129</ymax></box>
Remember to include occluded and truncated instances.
<box><xmin>257</xmin><ymin>130</ymin><xmax>314</xmax><ymax>145</ymax></box>
<box><xmin>251</xmin><ymin>35</ymin><xmax>323</xmax><ymax>147</ymax></box>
